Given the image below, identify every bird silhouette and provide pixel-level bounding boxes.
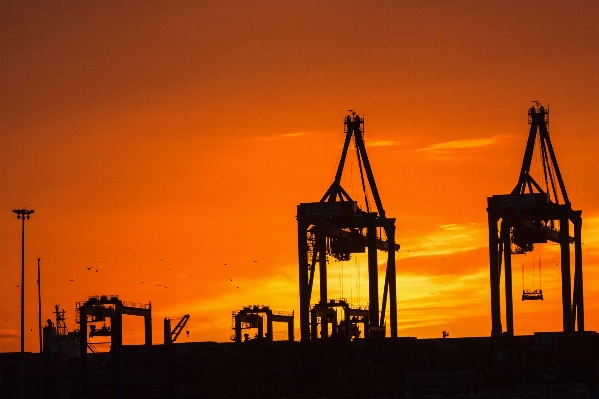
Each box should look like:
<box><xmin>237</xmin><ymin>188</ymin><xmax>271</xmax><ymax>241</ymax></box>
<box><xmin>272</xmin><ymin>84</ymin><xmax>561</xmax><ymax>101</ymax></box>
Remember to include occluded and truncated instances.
<box><xmin>86</xmin><ymin>267</ymin><xmax>92</xmax><ymax>270</ymax></box>
<box><xmin>95</xmin><ymin>269</ymin><xmax>98</xmax><ymax>272</ymax></box>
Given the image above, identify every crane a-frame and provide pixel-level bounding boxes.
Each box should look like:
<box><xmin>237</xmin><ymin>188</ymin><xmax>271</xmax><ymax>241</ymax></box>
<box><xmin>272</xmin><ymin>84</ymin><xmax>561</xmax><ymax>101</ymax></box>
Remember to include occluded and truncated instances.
<box><xmin>296</xmin><ymin>111</ymin><xmax>399</xmax><ymax>342</ymax></box>
<box><xmin>487</xmin><ymin>103</ymin><xmax>583</xmax><ymax>337</ymax></box>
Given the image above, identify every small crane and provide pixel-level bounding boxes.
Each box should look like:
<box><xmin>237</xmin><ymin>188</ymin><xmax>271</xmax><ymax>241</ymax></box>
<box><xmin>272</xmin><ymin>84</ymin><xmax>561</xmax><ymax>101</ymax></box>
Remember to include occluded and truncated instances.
<box><xmin>163</xmin><ymin>314</ymin><xmax>190</xmax><ymax>344</ymax></box>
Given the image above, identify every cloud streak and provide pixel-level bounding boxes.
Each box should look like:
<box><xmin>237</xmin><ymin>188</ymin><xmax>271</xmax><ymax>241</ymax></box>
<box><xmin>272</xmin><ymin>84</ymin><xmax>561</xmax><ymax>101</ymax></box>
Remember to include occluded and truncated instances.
<box><xmin>396</xmin><ymin>270</ymin><xmax>489</xmax><ymax>330</ymax></box>
<box><xmin>366</xmin><ymin>140</ymin><xmax>405</xmax><ymax>147</ymax></box>
<box><xmin>258</xmin><ymin>132</ymin><xmax>307</xmax><ymax>142</ymax></box>
<box><xmin>402</xmin><ymin>223</ymin><xmax>488</xmax><ymax>258</ymax></box>
<box><xmin>417</xmin><ymin>138</ymin><xmax>498</xmax><ymax>154</ymax></box>
<box><xmin>0</xmin><ymin>331</ymin><xmax>18</xmax><ymax>339</ymax></box>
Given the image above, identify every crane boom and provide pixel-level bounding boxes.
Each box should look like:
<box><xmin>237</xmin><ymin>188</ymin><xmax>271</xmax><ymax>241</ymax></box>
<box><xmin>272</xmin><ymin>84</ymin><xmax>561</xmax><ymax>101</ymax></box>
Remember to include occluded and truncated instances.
<box><xmin>164</xmin><ymin>314</ymin><xmax>190</xmax><ymax>344</ymax></box>
<box><xmin>171</xmin><ymin>314</ymin><xmax>190</xmax><ymax>343</ymax></box>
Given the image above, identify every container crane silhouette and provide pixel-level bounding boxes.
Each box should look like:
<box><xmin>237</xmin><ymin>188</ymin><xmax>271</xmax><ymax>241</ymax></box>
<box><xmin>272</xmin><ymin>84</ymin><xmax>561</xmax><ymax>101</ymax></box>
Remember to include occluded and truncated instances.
<box><xmin>487</xmin><ymin>103</ymin><xmax>583</xmax><ymax>337</ymax></box>
<box><xmin>297</xmin><ymin>111</ymin><xmax>399</xmax><ymax>342</ymax></box>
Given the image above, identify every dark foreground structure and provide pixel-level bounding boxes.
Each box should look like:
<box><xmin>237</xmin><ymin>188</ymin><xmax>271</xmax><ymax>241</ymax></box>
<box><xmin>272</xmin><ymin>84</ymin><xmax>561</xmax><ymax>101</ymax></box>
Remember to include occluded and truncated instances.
<box><xmin>2</xmin><ymin>333</ymin><xmax>599</xmax><ymax>399</ymax></box>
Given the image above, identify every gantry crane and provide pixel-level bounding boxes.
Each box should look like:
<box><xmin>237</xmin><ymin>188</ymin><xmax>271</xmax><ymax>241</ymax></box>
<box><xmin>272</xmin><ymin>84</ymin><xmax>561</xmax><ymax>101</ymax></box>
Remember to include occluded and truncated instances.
<box><xmin>231</xmin><ymin>305</ymin><xmax>294</xmax><ymax>343</ymax></box>
<box><xmin>487</xmin><ymin>103</ymin><xmax>583</xmax><ymax>337</ymax></box>
<box><xmin>77</xmin><ymin>295</ymin><xmax>152</xmax><ymax>357</ymax></box>
<box><xmin>297</xmin><ymin>111</ymin><xmax>400</xmax><ymax>342</ymax></box>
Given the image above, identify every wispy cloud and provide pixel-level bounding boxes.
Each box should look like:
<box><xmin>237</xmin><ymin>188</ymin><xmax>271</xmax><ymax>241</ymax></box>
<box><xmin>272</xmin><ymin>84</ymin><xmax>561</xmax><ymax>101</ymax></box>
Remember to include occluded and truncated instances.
<box><xmin>395</xmin><ymin>270</ymin><xmax>489</xmax><ymax>330</ymax></box>
<box><xmin>401</xmin><ymin>223</ymin><xmax>488</xmax><ymax>257</ymax></box>
<box><xmin>0</xmin><ymin>331</ymin><xmax>18</xmax><ymax>339</ymax></box>
<box><xmin>417</xmin><ymin>138</ymin><xmax>498</xmax><ymax>154</ymax></box>
<box><xmin>582</xmin><ymin>215</ymin><xmax>599</xmax><ymax>256</ymax></box>
<box><xmin>366</xmin><ymin>140</ymin><xmax>405</xmax><ymax>147</ymax></box>
<box><xmin>258</xmin><ymin>132</ymin><xmax>307</xmax><ymax>142</ymax></box>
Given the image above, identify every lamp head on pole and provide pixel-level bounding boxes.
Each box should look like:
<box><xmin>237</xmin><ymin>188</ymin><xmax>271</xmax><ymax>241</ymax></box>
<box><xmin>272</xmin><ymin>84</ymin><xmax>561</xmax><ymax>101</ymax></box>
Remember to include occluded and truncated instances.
<box><xmin>13</xmin><ymin>209</ymin><xmax>35</xmax><ymax>220</ymax></box>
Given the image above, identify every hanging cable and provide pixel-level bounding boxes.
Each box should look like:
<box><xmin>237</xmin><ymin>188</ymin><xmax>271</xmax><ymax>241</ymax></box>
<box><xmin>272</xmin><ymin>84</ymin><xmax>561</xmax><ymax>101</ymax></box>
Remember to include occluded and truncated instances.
<box><xmin>356</xmin><ymin>256</ymin><xmax>360</xmax><ymax>307</ymax></box>
<box><xmin>339</xmin><ymin>260</ymin><xmax>343</xmax><ymax>299</ymax></box>
<box><xmin>522</xmin><ymin>260</ymin><xmax>525</xmax><ymax>291</ymax></box>
<box><xmin>532</xmin><ymin>257</ymin><xmax>535</xmax><ymax>290</ymax></box>
<box><xmin>539</xmin><ymin>245</ymin><xmax>542</xmax><ymax>290</ymax></box>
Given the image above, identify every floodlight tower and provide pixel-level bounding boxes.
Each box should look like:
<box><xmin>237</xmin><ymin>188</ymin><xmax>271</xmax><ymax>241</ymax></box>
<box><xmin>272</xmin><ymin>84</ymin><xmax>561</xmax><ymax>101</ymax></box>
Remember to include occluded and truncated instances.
<box><xmin>13</xmin><ymin>208</ymin><xmax>34</xmax><ymax>399</ymax></box>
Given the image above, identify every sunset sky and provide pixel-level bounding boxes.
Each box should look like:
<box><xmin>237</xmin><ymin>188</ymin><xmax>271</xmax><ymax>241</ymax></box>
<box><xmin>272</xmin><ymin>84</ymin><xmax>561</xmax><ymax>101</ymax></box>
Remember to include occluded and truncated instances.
<box><xmin>1</xmin><ymin>1</ymin><xmax>599</xmax><ymax>352</ymax></box>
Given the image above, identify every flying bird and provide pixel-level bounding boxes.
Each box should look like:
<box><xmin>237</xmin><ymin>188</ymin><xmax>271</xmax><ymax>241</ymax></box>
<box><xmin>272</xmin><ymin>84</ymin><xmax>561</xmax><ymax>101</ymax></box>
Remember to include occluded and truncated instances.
<box><xmin>95</xmin><ymin>269</ymin><xmax>98</xmax><ymax>272</ymax></box>
<box><xmin>87</xmin><ymin>267</ymin><xmax>92</xmax><ymax>270</ymax></box>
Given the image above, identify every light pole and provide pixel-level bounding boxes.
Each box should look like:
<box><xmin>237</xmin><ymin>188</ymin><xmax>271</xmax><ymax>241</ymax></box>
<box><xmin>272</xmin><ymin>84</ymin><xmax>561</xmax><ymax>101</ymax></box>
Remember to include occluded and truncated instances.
<box><xmin>38</xmin><ymin>258</ymin><xmax>44</xmax><ymax>399</ymax></box>
<box><xmin>13</xmin><ymin>208</ymin><xmax>34</xmax><ymax>399</ymax></box>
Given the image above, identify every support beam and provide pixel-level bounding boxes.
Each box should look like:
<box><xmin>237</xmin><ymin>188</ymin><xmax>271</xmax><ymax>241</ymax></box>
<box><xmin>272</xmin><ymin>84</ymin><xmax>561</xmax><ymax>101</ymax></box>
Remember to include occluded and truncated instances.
<box><xmin>560</xmin><ymin>214</ymin><xmax>573</xmax><ymax>333</ymax></box>
<box><xmin>502</xmin><ymin>222</ymin><xmax>514</xmax><ymax>337</ymax></box>
<box><xmin>367</xmin><ymin>214</ymin><xmax>379</xmax><ymax>329</ymax></box>
<box><xmin>379</xmin><ymin>220</ymin><xmax>397</xmax><ymax>337</ymax></box>
<box><xmin>573</xmin><ymin>214</ymin><xmax>584</xmax><ymax>331</ymax></box>
<box><xmin>298</xmin><ymin>220</ymin><xmax>310</xmax><ymax>342</ymax></box>
<box><xmin>318</xmin><ymin>232</ymin><xmax>328</xmax><ymax>338</ymax></box>
<box><xmin>164</xmin><ymin>318</ymin><xmax>172</xmax><ymax>345</ymax></box>
<box><xmin>488</xmin><ymin>213</ymin><xmax>502</xmax><ymax>337</ymax></box>
<box><xmin>144</xmin><ymin>312</ymin><xmax>152</xmax><ymax>346</ymax></box>
<box><xmin>266</xmin><ymin>312</ymin><xmax>273</xmax><ymax>341</ymax></box>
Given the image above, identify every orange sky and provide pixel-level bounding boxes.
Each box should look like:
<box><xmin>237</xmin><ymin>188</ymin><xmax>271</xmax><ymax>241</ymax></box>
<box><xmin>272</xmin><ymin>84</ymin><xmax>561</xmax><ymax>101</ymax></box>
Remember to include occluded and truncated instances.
<box><xmin>1</xmin><ymin>2</ymin><xmax>599</xmax><ymax>352</ymax></box>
